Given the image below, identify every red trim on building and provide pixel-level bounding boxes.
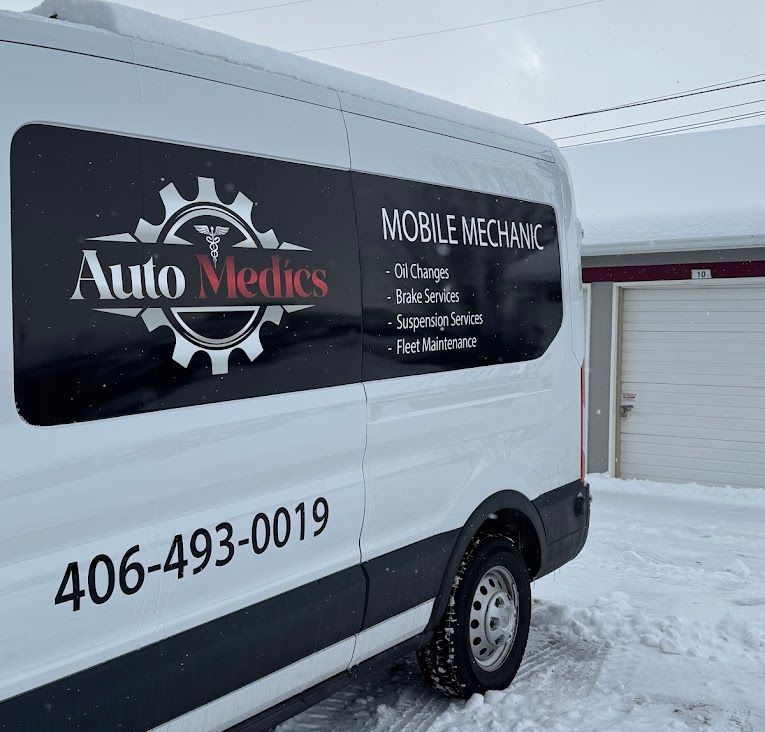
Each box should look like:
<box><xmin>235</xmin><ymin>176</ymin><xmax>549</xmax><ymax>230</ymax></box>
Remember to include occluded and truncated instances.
<box><xmin>583</xmin><ymin>260</ymin><xmax>765</xmax><ymax>283</ymax></box>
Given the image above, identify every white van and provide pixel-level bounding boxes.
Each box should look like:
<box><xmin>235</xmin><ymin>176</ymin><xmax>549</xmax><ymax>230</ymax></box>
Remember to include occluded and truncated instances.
<box><xmin>0</xmin><ymin>3</ymin><xmax>589</xmax><ymax>731</ymax></box>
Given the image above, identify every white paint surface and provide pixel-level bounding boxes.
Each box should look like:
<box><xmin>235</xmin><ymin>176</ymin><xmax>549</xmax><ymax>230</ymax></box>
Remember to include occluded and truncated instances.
<box><xmin>345</xmin><ymin>109</ymin><xmax>581</xmax><ymax>565</ymax></box>
<box><xmin>19</xmin><ymin>0</ymin><xmax>555</xmax><ymax>158</ymax></box>
<box><xmin>351</xmin><ymin>601</ymin><xmax>434</xmax><ymax>667</ymax></box>
<box><xmin>0</xmin><ymin>7</ymin><xmax>582</xmax><ymax>723</ymax></box>
<box><xmin>0</xmin><ymin>29</ymin><xmax>366</xmax><ymax>703</ymax></box>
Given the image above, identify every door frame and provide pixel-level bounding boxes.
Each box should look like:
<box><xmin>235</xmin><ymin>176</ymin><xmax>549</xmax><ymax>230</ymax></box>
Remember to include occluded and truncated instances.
<box><xmin>607</xmin><ymin>276</ymin><xmax>765</xmax><ymax>477</ymax></box>
<box><xmin>583</xmin><ymin>282</ymin><xmax>592</xmax><ymax>465</ymax></box>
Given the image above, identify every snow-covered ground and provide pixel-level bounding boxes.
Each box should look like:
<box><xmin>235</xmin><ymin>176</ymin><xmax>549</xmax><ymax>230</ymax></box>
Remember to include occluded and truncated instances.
<box><xmin>280</xmin><ymin>475</ymin><xmax>765</xmax><ymax>732</ymax></box>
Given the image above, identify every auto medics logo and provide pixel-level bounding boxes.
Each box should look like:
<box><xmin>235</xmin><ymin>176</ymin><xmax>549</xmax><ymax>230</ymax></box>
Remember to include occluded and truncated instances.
<box><xmin>70</xmin><ymin>177</ymin><xmax>328</xmax><ymax>374</ymax></box>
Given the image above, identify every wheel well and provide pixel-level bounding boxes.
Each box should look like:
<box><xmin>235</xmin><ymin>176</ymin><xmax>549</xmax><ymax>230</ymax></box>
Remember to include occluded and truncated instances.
<box><xmin>473</xmin><ymin>508</ymin><xmax>542</xmax><ymax>578</ymax></box>
<box><xmin>426</xmin><ymin>491</ymin><xmax>547</xmax><ymax>632</ymax></box>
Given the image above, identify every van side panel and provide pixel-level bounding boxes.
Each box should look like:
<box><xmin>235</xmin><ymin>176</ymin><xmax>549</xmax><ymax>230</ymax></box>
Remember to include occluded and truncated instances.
<box><xmin>345</xmin><ymin>112</ymin><xmax>581</xmax><ymax>662</ymax></box>
<box><xmin>0</xmin><ymin>41</ymin><xmax>366</xmax><ymax>732</ymax></box>
<box><xmin>0</xmin><ymin>16</ymin><xmax>586</xmax><ymax>730</ymax></box>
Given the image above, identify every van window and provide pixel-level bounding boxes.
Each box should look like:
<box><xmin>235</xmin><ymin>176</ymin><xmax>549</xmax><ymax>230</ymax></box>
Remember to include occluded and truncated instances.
<box><xmin>11</xmin><ymin>125</ymin><xmax>362</xmax><ymax>426</ymax></box>
<box><xmin>352</xmin><ymin>173</ymin><xmax>563</xmax><ymax>380</ymax></box>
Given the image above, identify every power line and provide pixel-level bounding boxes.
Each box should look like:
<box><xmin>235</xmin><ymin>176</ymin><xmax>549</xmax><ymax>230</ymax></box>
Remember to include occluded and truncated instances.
<box><xmin>181</xmin><ymin>0</ymin><xmax>314</xmax><ymax>22</ymax></box>
<box><xmin>553</xmin><ymin>97</ymin><xmax>765</xmax><ymax>141</ymax></box>
<box><xmin>292</xmin><ymin>0</ymin><xmax>611</xmax><ymax>54</ymax></box>
<box><xmin>529</xmin><ymin>73</ymin><xmax>765</xmax><ymax>124</ymax></box>
<box><xmin>562</xmin><ymin>109</ymin><xmax>765</xmax><ymax>147</ymax></box>
<box><xmin>615</xmin><ymin>109</ymin><xmax>765</xmax><ymax>141</ymax></box>
<box><xmin>560</xmin><ymin>109</ymin><xmax>765</xmax><ymax>148</ymax></box>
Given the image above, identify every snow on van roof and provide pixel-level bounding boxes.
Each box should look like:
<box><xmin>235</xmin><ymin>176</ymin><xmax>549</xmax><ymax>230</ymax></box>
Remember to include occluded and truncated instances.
<box><xmin>27</xmin><ymin>0</ymin><xmax>554</xmax><ymax>156</ymax></box>
<box><xmin>563</xmin><ymin>124</ymin><xmax>765</xmax><ymax>256</ymax></box>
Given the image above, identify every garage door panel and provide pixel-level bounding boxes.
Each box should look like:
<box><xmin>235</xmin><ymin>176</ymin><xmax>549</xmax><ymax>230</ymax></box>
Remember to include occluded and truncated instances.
<box><xmin>623</xmin><ymin>438</ymin><xmax>765</xmax><ymax>466</ymax></box>
<box><xmin>624</xmin><ymin>299</ymin><xmax>765</xmax><ymax>314</ymax></box>
<box><xmin>621</xmin><ymin>451</ymin><xmax>765</xmax><ymax>479</ymax></box>
<box><xmin>625</xmin><ymin>287</ymin><xmax>765</xmax><ymax>302</ymax></box>
<box><xmin>622</xmin><ymin>420</ymin><xmax>765</xmax><ymax>443</ymax></box>
<box><xmin>618</xmin><ymin>462</ymin><xmax>762</xmax><ymax>488</ymax></box>
<box><xmin>623</xmin><ymin>346</ymin><xmax>765</xmax><ymax>360</ymax></box>
<box><xmin>621</xmin><ymin>360</ymin><xmax>765</xmax><ymax>379</ymax></box>
<box><xmin>621</xmin><ymin>372</ymin><xmax>765</xmax><ymax>388</ymax></box>
<box><xmin>624</xmin><ymin>312</ymin><xmax>765</xmax><ymax>327</ymax></box>
<box><xmin>622</xmin><ymin>381</ymin><xmax>765</xmax><ymax>409</ymax></box>
<box><xmin>623</xmin><ymin>321</ymin><xmax>765</xmax><ymax>333</ymax></box>
<box><xmin>622</xmin><ymin>330</ymin><xmax>765</xmax><ymax>346</ymax></box>
<box><xmin>622</xmin><ymin>346</ymin><xmax>765</xmax><ymax>363</ymax></box>
<box><xmin>618</xmin><ymin>284</ymin><xmax>765</xmax><ymax>488</ymax></box>
<box><xmin>622</xmin><ymin>334</ymin><xmax>765</xmax><ymax>350</ymax></box>
<box><xmin>623</xmin><ymin>358</ymin><xmax>765</xmax><ymax>373</ymax></box>
<box><xmin>620</xmin><ymin>374</ymin><xmax>765</xmax><ymax>390</ymax></box>
<box><xmin>625</xmin><ymin>429</ymin><xmax>765</xmax><ymax>449</ymax></box>
<box><xmin>618</xmin><ymin>400</ymin><xmax>765</xmax><ymax>422</ymax></box>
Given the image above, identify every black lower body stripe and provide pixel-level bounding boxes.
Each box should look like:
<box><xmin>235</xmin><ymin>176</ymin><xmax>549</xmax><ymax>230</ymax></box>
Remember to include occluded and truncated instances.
<box><xmin>362</xmin><ymin>531</ymin><xmax>458</xmax><ymax>628</ymax></box>
<box><xmin>0</xmin><ymin>567</ymin><xmax>365</xmax><ymax>732</ymax></box>
<box><xmin>0</xmin><ymin>532</ymin><xmax>458</xmax><ymax>732</ymax></box>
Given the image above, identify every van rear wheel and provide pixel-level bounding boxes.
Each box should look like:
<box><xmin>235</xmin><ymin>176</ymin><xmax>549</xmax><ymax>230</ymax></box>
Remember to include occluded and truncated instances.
<box><xmin>417</xmin><ymin>535</ymin><xmax>531</xmax><ymax>698</ymax></box>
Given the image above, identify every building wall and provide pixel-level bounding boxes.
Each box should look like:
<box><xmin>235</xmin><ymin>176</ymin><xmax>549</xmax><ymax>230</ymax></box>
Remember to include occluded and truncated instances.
<box><xmin>582</xmin><ymin>246</ymin><xmax>765</xmax><ymax>473</ymax></box>
<box><xmin>586</xmin><ymin>281</ymin><xmax>613</xmax><ymax>472</ymax></box>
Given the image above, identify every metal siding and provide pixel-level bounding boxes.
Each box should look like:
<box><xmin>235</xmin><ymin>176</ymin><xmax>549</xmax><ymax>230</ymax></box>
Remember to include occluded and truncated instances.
<box><xmin>618</xmin><ymin>284</ymin><xmax>765</xmax><ymax>488</ymax></box>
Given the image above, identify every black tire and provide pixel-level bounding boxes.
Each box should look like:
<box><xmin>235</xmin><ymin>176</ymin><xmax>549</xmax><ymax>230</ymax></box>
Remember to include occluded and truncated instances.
<box><xmin>417</xmin><ymin>534</ymin><xmax>531</xmax><ymax>698</ymax></box>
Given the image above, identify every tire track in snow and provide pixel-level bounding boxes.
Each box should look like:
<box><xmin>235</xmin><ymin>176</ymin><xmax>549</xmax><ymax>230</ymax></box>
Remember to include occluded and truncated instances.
<box><xmin>370</xmin><ymin>687</ymin><xmax>451</xmax><ymax>732</ymax></box>
<box><xmin>277</xmin><ymin>658</ymin><xmax>450</xmax><ymax>732</ymax></box>
<box><xmin>279</xmin><ymin>620</ymin><xmax>610</xmax><ymax>732</ymax></box>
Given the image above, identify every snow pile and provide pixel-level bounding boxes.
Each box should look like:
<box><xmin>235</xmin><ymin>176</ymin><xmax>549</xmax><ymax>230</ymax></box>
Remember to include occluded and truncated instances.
<box><xmin>588</xmin><ymin>471</ymin><xmax>765</xmax><ymax>505</ymax></box>
<box><xmin>534</xmin><ymin>592</ymin><xmax>763</xmax><ymax>662</ymax></box>
<box><xmin>563</xmin><ymin>123</ymin><xmax>765</xmax><ymax>254</ymax></box>
<box><xmin>27</xmin><ymin>0</ymin><xmax>552</xmax><ymax>153</ymax></box>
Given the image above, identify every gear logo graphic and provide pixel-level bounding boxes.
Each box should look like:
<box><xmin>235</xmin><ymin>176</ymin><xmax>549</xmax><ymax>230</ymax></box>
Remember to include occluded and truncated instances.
<box><xmin>87</xmin><ymin>177</ymin><xmax>314</xmax><ymax>374</ymax></box>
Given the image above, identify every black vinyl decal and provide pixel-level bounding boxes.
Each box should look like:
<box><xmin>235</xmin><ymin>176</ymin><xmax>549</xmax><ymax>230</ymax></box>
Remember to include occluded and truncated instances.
<box><xmin>11</xmin><ymin>125</ymin><xmax>361</xmax><ymax>425</ymax></box>
<box><xmin>352</xmin><ymin>173</ymin><xmax>563</xmax><ymax>380</ymax></box>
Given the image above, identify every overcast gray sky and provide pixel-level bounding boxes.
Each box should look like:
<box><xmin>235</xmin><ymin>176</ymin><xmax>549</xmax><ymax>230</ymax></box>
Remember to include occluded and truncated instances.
<box><xmin>3</xmin><ymin>0</ymin><xmax>765</xmax><ymax>146</ymax></box>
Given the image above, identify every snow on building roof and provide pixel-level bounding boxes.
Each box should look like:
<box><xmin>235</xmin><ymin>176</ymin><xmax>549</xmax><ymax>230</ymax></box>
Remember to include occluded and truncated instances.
<box><xmin>563</xmin><ymin>124</ymin><xmax>765</xmax><ymax>256</ymax></box>
<box><xmin>21</xmin><ymin>0</ymin><xmax>554</xmax><ymax>160</ymax></box>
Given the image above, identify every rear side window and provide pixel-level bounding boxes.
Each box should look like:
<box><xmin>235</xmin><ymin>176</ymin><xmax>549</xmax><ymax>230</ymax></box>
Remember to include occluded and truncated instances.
<box><xmin>11</xmin><ymin>125</ymin><xmax>362</xmax><ymax>426</ymax></box>
<box><xmin>352</xmin><ymin>173</ymin><xmax>563</xmax><ymax>380</ymax></box>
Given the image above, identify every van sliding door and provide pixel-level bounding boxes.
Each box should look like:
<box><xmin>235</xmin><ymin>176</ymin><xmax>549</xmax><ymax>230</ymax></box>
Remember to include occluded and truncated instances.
<box><xmin>1</xmin><ymin>46</ymin><xmax>366</xmax><ymax>732</ymax></box>
<box><xmin>343</xmin><ymin>106</ymin><xmax>569</xmax><ymax>666</ymax></box>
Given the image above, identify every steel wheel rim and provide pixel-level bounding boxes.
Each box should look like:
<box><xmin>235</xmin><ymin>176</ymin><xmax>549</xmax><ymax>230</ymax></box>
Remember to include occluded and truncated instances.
<box><xmin>468</xmin><ymin>565</ymin><xmax>519</xmax><ymax>672</ymax></box>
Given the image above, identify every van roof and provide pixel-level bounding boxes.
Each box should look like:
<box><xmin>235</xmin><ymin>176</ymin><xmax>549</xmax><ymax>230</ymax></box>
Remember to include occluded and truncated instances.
<box><xmin>1</xmin><ymin>0</ymin><xmax>557</xmax><ymax>163</ymax></box>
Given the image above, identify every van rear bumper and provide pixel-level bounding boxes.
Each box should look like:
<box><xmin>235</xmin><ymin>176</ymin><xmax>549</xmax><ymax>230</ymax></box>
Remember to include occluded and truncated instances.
<box><xmin>532</xmin><ymin>479</ymin><xmax>590</xmax><ymax>579</ymax></box>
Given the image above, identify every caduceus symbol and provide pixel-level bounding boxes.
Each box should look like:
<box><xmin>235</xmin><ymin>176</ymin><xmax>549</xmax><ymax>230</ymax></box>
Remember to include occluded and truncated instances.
<box><xmin>194</xmin><ymin>224</ymin><xmax>229</xmax><ymax>267</ymax></box>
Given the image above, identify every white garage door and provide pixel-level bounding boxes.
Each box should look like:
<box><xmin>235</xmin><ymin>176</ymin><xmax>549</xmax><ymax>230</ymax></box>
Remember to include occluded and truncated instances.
<box><xmin>618</xmin><ymin>283</ymin><xmax>765</xmax><ymax>488</ymax></box>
